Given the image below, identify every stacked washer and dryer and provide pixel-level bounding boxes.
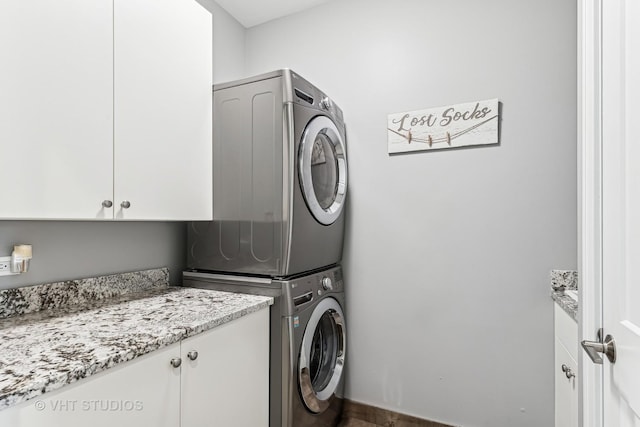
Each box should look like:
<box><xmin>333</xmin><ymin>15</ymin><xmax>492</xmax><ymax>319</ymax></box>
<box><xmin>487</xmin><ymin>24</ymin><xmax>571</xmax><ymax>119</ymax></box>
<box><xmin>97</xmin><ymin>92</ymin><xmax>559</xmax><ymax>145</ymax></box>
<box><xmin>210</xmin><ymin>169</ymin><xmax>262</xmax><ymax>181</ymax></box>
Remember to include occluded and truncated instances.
<box><xmin>183</xmin><ymin>69</ymin><xmax>348</xmax><ymax>427</ymax></box>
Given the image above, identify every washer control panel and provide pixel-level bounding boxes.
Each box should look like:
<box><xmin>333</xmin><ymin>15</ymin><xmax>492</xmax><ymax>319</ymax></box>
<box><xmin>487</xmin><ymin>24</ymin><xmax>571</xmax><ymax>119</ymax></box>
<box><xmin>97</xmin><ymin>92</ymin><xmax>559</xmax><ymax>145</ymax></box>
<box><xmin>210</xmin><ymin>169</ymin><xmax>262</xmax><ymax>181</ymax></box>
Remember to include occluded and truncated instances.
<box><xmin>320</xmin><ymin>96</ymin><xmax>332</xmax><ymax>111</ymax></box>
<box><xmin>282</xmin><ymin>266</ymin><xmax>344</xmax><ymax>315</ymax></box>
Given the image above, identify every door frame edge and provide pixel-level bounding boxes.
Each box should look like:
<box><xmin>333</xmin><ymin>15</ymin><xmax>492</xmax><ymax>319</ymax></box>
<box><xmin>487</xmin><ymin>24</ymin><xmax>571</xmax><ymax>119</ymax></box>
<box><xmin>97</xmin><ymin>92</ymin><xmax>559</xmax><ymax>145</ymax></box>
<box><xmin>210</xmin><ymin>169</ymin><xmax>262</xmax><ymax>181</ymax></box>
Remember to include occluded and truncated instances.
<box><xmin>577</xmin><ymin>0</ymin><xmax>604</xmax><ymax>426</ymax></box>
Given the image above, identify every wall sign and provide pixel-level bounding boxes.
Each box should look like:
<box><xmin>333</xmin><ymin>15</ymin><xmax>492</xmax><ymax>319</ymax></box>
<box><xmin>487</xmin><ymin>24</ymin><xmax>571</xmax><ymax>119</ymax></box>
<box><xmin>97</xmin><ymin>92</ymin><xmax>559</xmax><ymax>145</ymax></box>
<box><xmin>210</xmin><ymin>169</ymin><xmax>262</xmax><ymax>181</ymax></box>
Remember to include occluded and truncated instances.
<box><xmin>387</xmin><ymin>99</ymin><xmax>499</xmax><ymax>154</ymax></box>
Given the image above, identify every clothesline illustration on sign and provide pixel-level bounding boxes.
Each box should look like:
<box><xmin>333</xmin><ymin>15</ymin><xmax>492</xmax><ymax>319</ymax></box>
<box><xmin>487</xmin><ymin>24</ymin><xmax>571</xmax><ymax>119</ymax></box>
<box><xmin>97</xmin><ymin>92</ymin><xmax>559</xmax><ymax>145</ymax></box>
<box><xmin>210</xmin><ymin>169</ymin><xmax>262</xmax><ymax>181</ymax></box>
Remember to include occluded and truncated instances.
<box><xmin>387</xmin><ymin>98</ymin><xmax>500</xmax><ymax>154</ymax></box>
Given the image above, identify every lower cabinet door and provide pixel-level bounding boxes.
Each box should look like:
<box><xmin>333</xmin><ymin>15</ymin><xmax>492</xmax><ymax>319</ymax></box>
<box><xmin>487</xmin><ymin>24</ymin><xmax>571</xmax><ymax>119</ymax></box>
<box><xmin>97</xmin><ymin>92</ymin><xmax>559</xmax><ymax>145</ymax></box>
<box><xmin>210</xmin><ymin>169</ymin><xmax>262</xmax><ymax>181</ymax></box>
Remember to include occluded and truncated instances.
<box><xmin>554</xmin><ymin>336</ymin><xmax>578</xmax><ymax>427</ymax></box>
<box><xmin>181</xmin><ymin>308</ymin><xmax>270</xmax><ymax>427</ymax></box>
<box><xmin>0</xmin><ymin>343</ymin><xmax>181</xmax><ymax>427</ymax></box>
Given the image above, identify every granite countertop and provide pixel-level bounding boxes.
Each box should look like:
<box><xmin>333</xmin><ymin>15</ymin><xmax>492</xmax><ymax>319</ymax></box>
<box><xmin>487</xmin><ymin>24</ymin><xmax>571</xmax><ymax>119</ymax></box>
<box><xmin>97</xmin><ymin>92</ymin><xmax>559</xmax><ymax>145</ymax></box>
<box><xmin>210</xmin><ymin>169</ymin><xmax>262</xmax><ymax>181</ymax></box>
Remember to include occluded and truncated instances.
<box><xmin>0</xmin><ymin>269</ymin><xmax>273</xmax><ymax>411</ymax></box>
<box><xmin>551</xmin><ymin>290</ymin><xmax>578</xmax><ymax>321</ymax></box>
<box><xmin>550</xmin><ymin>269</ymin><xmax>578</xmax><ymax>322</ymax></box>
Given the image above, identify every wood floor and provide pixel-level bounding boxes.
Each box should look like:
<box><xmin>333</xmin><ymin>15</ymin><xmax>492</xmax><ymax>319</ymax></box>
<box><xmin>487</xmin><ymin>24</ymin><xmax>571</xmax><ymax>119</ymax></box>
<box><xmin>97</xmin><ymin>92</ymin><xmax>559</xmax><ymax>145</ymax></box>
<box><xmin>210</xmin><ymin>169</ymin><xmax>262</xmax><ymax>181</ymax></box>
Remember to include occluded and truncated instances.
<box><xmin>337</xmin><ymin>400</ymin><xmax>455</xmax><ymax>427</ymax></box>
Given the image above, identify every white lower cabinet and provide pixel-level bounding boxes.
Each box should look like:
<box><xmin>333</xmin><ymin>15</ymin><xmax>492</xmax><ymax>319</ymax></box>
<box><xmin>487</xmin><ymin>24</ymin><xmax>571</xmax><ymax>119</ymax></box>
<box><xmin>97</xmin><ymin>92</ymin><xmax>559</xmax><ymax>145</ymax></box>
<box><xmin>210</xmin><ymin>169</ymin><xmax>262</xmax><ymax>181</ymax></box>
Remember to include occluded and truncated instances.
<box><xmin>181</xmin><ymin>309</ymin><xmax>269</xmax><ymax>427</ymax></box>
<box><xmin>0</xmin><ymin>308</ymin><xmax>269</xmax><ymax>427</ymax></box>
<box><xmin>0</xmin><ymin>344</ymin><xmax>181</xmax><ymax>427</ymax></box>
<box><xmin>554</xmin><ymin>304</ymin><xmax>578</xmax><ymax>427</ymax></box>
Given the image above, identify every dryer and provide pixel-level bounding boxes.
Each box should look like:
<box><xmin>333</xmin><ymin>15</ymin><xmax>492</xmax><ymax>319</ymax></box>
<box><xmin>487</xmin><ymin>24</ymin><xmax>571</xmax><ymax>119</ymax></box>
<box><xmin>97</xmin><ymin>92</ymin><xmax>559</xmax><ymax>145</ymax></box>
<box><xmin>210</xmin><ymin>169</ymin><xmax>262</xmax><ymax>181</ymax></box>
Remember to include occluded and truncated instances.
<box><xmin>188</xmin><ymin>69</ymin><xmax>348</xmax><ymax>278</ymax></box>
<box><xmin>183</xmin><ymin>266</ymin><xmax>347</xmax><ymax>427</ymax></box>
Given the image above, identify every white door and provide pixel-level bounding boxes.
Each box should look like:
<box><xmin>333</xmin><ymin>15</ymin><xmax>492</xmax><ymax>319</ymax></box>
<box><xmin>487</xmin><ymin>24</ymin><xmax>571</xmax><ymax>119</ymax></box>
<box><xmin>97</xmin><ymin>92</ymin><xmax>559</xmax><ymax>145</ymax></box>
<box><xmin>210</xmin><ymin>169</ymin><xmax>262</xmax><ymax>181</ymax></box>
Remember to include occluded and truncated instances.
<box><xmin>180</xmin><ymin>309</ymin><xmax>269</xmax><ymax>427</ymax></box>
<box><xmin>586</xmin><ymin>0</ymin><xmax>640</xmax><ymax>425</ymax></box>
<box><xmin>0</xmin><ymin>0</ymin><xmax>114</xmax><ymax>219</ymax></box>
<box><xmin>114</xmin><ymin>0</ymin><xmax>212</xmax><ymax>220</ymax></box>
<box><xmin>0</xmin><ymin>343</ymin><xmax>181</xmax><ymax>427</ymax></box>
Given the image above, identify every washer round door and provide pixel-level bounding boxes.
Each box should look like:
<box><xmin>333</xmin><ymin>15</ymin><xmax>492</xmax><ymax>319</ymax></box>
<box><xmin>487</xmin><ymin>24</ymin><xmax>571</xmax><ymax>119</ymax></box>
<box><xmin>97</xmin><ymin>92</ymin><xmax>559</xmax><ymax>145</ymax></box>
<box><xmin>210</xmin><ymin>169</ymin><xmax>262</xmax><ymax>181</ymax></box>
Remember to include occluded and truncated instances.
<box><xmin>298</xmin><ymin>297</ymin><xmax>346</xmax><ymax>414</ymax></box>
<box><xmin>298</xmin><ymin>115</ymin><xmax>348</xmax><ymax>225</ymax></box>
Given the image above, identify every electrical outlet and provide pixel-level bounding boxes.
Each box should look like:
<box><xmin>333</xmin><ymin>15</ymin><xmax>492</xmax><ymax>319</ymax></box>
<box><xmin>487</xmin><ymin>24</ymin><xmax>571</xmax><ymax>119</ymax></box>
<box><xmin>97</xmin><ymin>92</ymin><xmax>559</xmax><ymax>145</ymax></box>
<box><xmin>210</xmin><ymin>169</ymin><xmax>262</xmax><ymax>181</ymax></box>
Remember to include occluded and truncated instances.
<box><xmin>0</xmin><ymin>256</ymin><xmax>17</xmax><ymax>276</ymax></box>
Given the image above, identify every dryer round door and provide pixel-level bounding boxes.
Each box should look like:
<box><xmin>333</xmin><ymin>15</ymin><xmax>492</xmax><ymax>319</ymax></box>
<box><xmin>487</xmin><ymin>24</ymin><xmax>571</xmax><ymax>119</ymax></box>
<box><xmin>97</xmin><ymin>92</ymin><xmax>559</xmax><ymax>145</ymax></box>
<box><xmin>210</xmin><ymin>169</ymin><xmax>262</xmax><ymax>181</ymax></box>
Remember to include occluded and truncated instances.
<box><xmin>298</xmin><ymin>116</ymin><xmax>348</xmax><ymax>225</ymax></box>
<box><xmin>298</xmin><ymin>297</ymin><xmax>346</xmax><ymax>414</ymax></box>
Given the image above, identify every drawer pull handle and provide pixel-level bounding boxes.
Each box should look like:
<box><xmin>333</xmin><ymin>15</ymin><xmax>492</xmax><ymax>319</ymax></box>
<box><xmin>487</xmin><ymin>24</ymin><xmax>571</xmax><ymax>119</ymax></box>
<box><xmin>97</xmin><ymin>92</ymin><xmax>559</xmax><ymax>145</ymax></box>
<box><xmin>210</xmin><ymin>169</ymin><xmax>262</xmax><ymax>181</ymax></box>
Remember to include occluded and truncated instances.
<box><xmin>187</xmin><ymin>350</ymin><xmax>199</xmax><ymax>361</ymax></box>
<box><xmin>170</xmin><ymin>357</ymin><xmax>182</xmax><ymax>368</ymax></box>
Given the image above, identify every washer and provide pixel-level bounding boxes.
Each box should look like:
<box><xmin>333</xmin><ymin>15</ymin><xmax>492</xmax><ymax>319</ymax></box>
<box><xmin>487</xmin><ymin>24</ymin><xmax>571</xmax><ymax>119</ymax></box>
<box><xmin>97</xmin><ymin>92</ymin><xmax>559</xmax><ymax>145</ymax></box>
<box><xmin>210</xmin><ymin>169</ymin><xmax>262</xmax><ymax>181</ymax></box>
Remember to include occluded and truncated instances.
<box><xmin>187</xmin><ymin>69</ymin><xmax>348</xmax><ymax>278</ymax></box>
<box><xmin>183</xmin><ymin>266</ymin><xmax>347</xmax><ymax>427</ymax></box>
<box><xmin>284</xmin><ymin>268</ymin><xmax>346</xmax><ymax>427</ymax></box>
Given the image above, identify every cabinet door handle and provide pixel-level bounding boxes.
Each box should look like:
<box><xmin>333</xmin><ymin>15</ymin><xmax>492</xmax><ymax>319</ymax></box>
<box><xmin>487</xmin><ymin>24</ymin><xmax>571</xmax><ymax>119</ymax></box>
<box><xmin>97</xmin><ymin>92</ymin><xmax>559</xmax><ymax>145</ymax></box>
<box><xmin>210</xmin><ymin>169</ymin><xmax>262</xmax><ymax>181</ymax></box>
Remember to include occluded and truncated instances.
<box><xmin>187</xmin><ymin>350</ymin><xmax>199</xmax><ymax>361</ymax></box>
<box><xmin>121</xmin><ymin>201</ymin><xmax>131</xmax><ymax>209</ymax></box>
<box><xmin>170</xmin><ymin>357</ymin><xmax>182</xmax><ymax>368</ymax></box>
<box><xmin>561</xmin><ymin>364</ymin><xmax>575</xmax><ymax>379</ymax></box>
<box><xmin>102</xmin><ymin>200</ymin><xmax>113</xmax><ymax>208</ymax></box>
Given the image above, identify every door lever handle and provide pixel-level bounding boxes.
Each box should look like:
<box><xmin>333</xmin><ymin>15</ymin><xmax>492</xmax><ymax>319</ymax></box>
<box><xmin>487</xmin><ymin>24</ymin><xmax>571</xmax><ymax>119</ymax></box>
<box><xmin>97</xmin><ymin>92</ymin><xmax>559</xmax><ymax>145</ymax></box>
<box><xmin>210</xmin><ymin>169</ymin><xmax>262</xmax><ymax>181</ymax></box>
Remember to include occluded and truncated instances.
<box><xmin>581</xmin><ymin>340</ymin><xmax>604</xmax><ymax>364</ymax></box>
<box><xmin>581</xmin><ymin>329</ymin><xmax>616</xmax><ymax>364</ymax></box>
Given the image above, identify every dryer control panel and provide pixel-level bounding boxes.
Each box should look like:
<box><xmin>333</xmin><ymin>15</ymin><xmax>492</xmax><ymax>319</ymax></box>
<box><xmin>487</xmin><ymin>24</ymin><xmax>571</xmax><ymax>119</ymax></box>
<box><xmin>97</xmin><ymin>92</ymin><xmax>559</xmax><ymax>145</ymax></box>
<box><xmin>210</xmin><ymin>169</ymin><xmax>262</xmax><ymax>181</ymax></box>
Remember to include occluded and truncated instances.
<box><xmin>290</xmin><ymin>71</ymin><xmax>344</xmax><ymax>126</ymax></box>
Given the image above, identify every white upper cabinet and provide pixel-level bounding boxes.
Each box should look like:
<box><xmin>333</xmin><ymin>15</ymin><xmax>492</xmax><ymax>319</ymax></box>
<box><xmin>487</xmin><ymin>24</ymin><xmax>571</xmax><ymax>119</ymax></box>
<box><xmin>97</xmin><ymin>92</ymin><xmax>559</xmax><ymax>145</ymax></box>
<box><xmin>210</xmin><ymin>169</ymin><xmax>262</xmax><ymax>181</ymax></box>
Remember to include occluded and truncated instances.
<box><xmin>0</xmin><ymin>0</ymin><xmax>114</xmax><ymax>220</ymax></box>
<box><xmin>0</xmin><ymin>0</ymin><xmax>212</xmax><ymax>221</ymax></box>
<box><xmin>114</xmin><ymin>0</ymin><xmax>212</xmax><ymax>220</ymax></box>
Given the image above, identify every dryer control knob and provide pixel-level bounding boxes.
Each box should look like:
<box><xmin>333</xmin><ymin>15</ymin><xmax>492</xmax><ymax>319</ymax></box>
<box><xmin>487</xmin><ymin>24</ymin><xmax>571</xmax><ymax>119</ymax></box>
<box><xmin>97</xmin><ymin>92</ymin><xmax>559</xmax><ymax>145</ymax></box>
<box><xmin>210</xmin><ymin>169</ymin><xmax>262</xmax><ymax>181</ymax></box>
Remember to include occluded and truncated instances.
<box><xmin>320</xmin><ymin>97</ymin><xmax>332</xmax><ymax>111</ymax></box>
<box><xmin>321</xmin><ymin>277</ymin><xmax>333</xmax><ymax>291</ymax></box>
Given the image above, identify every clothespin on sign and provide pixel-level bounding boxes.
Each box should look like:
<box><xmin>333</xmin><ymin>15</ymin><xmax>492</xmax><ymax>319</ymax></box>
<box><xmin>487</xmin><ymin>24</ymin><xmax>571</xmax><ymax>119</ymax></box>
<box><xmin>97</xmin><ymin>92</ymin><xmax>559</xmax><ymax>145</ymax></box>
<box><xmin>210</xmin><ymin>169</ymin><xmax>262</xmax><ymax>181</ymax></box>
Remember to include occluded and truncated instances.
<box><xmin>446</xmin><ymin>132</ymin><xmax>451</xmax><ymax>146</ymax></box>
<box><xmin>428</xmin><ymin>135</ymin><xmax>433</xmax><ymax>147</ymax></box>
<box><xmin>407</xmin><ymin>131</ymin><xmax>413</xmax><ymax>144</ymax></box>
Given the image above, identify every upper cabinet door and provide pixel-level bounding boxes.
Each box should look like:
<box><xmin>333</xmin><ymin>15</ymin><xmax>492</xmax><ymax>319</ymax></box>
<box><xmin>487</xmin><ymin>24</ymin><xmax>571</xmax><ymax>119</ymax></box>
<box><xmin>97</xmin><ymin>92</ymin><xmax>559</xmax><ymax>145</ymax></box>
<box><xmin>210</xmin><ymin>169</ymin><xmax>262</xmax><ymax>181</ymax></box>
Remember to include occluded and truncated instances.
<box><xmin>0</xmin><ymin>0</ymin><xmax>114</xmax><ymax>220</ymax></box>
<box><xmin>114</xmin><ymin>0</ymin><xmax>213</xmax><ymax>221</ymax></box>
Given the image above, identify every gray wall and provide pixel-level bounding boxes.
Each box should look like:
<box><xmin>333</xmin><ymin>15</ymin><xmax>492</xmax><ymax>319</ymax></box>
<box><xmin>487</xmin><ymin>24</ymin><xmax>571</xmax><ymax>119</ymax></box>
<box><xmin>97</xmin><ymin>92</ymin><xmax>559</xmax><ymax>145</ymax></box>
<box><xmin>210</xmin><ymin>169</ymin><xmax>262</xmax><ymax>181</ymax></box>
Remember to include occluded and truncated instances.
<box><xmin>0</xmin><ymin>1</ymin><xmax>246</xmax><ymax>291</ymax></box>
<box><xmin>245</xmin><ymin>1</ymin><xmax>577</xmax><ymax>426</ymax></box>
<box><xmin>0</xmin><ymin>221</ymin><xmax>186</xmax><ymax>289</ymax></box>
<box><xmin>197</xmin><ymin>0</ymin><xmax>245</xmax><ymax>84</ymax></box>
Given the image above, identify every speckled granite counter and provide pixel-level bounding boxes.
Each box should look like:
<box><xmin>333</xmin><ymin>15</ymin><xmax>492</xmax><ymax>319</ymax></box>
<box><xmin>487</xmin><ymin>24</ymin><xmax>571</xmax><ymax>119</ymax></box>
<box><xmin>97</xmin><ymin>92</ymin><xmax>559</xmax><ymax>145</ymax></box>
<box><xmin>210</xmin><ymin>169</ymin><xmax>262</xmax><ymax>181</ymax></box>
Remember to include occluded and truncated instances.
<box><xmin>551</xmin><ymin>290</ymin><xmax>578</xmax><ymax>321</ymax></box>
<box><xmin>550</xmin><ymin>269</ymin><xmax>578</xmax><ymax>322</ymax></box>
<box><xmin>0</xmin><ymin>269</ymin><xmax>272</xmax><ymax>411</ymax></box>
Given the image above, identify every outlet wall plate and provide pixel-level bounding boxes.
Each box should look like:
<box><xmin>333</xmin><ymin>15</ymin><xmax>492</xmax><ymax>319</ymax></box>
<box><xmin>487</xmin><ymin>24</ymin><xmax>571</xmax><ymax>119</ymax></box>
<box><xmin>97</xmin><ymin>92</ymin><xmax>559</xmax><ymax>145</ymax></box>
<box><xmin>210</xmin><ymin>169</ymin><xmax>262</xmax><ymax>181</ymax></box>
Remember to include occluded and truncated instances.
<box><xmin>0</xmin><ymin>256</ymin><xmax>18</xmax><ymax>276</ymax></box>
